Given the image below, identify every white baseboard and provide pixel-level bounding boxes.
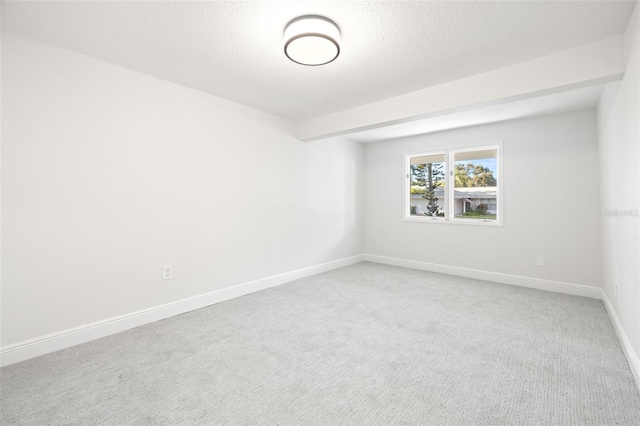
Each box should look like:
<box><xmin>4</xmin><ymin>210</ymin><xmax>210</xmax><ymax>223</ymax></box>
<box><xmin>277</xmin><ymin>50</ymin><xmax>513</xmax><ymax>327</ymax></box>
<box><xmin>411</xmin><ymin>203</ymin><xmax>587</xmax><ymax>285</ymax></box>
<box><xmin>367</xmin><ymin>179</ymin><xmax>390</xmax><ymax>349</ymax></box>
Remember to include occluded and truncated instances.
<box><xmin>363</xmin><ymin>254</ymin><xmax>602</xmax><ymax>299</ymax></box>
<box><xmin>0</xmin><ymin>255</ymin><xmax>364</xmax><ymax>367</ymax></box>
<box><xmin>6</xmin><ymin>251</ymin><xmax>636</xmax><ymax>394</ymax></box>
<box><xmin>601</xmin><ymin>291</ymin><xmax>640</xmax><ymax>390</ymax></box>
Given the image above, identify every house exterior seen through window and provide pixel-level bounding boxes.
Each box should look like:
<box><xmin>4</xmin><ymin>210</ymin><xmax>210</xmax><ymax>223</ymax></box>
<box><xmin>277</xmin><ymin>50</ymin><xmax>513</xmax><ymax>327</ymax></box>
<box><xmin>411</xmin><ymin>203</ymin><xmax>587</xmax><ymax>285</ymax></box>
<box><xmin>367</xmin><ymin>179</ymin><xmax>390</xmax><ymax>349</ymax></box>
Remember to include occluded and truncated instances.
<box><xmin>405</xmin><ymin>144</ymin><xmax>502</xmax><ymax>225</ymax></box>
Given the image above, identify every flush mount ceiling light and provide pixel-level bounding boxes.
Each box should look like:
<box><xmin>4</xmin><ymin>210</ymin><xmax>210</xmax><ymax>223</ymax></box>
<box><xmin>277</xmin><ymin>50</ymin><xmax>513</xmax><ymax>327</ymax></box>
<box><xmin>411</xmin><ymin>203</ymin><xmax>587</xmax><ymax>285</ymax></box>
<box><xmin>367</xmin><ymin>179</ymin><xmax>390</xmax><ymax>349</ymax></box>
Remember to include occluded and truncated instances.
<box><xmin>284</xmin><ymin>16</ymin><xmax>340</xmax><ymax>66</ymax></box>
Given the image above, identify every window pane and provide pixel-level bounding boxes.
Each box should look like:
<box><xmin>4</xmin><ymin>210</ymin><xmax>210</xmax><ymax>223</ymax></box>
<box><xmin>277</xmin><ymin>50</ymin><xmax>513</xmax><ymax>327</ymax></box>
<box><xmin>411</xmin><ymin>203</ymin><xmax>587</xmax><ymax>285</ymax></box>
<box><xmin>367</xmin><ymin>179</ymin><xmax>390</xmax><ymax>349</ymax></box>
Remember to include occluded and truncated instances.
<box><xmin>453</xmin><ymin>148</ymin><xmax>498</xmax><ymax>221</ymax></box>
<box><xmin>409</xmin><ymin>153</ymin><xmax>446</xmax><ymax>218</ymax></box>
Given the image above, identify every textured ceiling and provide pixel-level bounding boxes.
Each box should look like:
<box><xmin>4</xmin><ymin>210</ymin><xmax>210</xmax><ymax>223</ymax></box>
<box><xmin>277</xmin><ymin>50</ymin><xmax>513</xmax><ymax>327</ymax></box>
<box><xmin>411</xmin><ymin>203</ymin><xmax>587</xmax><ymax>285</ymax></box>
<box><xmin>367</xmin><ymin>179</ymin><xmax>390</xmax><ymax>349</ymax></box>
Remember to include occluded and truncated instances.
<box><xmin>1</xmin><ymin>1</ymin><xmax>636</xmax><ymax>121</ymax></box>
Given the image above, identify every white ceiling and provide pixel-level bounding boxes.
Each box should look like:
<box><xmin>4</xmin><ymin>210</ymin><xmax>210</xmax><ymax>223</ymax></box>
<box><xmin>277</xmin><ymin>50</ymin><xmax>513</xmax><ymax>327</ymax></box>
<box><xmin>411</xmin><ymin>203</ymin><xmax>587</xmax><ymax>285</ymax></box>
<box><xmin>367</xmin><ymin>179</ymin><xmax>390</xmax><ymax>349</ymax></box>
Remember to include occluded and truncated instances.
<box><xmin>2</xmin><ymin>0</ymin><xmax>636</xmax><ymax>125</ymax></box>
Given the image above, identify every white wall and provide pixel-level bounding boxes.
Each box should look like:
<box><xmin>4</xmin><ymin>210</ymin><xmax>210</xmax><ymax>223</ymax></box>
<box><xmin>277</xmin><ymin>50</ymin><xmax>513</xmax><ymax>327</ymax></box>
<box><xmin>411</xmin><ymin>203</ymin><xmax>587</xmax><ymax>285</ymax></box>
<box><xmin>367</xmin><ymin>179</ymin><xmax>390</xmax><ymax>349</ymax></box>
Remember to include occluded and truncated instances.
<box><xmin>1</xmin><ymin>32</ymin><xmax>364</xmax><ymax>347</ymax></box>
<box><xmin>597</xmin><ymin>2</ymin><xmax>640</xmax><ymax>365</ymax></box>
<box><xmin>364</xmin><ymin>109</ymin><xmax>601</xmax><ymax>288</ymax></box>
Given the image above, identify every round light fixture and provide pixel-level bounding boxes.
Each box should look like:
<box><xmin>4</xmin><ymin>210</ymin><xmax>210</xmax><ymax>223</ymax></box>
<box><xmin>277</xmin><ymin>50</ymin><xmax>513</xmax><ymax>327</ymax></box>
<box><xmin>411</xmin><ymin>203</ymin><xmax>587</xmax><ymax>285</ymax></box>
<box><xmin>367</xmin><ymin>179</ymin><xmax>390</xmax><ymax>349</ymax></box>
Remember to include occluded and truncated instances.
<box><xmin>284</xmin><ymin>16</ymin><xmax>340</xmax><ymax>66</ymax></box>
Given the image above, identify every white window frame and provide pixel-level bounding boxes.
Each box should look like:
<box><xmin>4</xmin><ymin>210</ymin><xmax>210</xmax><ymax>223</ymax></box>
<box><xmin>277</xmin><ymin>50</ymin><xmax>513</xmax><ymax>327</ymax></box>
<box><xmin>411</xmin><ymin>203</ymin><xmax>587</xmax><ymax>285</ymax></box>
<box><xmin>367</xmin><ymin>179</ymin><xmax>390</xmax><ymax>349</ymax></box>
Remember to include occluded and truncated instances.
<box><xmin>404</xmin><ymin>142</ymin><xmax>503</xmax><ymax>226</ymax></box>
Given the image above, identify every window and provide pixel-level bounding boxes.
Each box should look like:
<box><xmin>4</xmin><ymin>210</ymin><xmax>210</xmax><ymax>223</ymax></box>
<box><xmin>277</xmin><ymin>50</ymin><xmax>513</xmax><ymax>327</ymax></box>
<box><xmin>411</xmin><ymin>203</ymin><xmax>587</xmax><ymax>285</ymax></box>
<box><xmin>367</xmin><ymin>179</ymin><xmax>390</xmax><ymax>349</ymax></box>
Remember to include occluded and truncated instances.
<box><xmin>408</xmin><ymin>152</ymin><xmax>446</xmax><ymax>218</ymax></box>
<box><xmin>405</xmin><ymin>144</ymin><xmax>502</xmax><ymax>225</ymax></box>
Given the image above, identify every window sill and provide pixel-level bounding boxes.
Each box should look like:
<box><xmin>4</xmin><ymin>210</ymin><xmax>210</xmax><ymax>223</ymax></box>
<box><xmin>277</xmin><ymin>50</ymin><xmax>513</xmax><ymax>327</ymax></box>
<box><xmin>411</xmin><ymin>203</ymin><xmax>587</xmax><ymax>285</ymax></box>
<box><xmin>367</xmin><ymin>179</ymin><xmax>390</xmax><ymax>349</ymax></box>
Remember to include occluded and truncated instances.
<box><xmin>403</xmin><ymin>215</ymin><xmax>503</xmax><ymax>226</ymax></box>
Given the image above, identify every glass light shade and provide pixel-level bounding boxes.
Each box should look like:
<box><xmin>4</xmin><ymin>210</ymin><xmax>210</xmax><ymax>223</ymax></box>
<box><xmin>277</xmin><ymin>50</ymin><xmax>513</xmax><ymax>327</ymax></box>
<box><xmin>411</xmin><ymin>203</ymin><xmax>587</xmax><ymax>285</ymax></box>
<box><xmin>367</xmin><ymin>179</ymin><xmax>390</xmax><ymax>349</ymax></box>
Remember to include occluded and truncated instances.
<box><xmin>284</xmin><ymin>16</ymin><xmax>340</xmax><ymax>66</ymax></box>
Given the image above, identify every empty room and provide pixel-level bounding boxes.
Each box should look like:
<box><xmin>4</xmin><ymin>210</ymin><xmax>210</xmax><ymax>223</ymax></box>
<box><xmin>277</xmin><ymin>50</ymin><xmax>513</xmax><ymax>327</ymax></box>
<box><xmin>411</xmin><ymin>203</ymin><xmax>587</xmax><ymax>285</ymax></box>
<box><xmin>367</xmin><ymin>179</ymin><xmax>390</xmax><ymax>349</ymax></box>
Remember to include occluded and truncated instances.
<box><xmin>1</xmin><ymin>0</ymin><xmax>640</xmax><ymax>424</ymax></box>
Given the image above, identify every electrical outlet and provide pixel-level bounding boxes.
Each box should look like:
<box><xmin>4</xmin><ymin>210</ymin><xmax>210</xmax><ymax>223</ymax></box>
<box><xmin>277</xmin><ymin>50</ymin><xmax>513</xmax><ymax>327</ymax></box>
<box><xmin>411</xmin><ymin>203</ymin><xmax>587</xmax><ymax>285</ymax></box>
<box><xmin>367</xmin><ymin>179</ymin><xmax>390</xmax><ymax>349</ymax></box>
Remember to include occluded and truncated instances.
<box><xmin>536</xmin><ymin>256</ymin><xmax>545</xmax><ymax>267</ymax></box>
<box><xmin>162</xmin><ymin>265</ymin><xmax>172</xmax><ymax>280</ymax></box>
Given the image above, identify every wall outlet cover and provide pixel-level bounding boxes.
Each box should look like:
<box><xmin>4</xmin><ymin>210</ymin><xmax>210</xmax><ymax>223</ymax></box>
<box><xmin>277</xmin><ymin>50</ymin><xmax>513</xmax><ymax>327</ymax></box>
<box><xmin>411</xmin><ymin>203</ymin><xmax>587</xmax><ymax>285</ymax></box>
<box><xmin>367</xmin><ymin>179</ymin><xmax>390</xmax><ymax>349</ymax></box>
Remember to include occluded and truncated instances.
<box><xmin>162</xmin><ymin>265</ymin><xmax>172</xmax><ymax>280</ymax></box>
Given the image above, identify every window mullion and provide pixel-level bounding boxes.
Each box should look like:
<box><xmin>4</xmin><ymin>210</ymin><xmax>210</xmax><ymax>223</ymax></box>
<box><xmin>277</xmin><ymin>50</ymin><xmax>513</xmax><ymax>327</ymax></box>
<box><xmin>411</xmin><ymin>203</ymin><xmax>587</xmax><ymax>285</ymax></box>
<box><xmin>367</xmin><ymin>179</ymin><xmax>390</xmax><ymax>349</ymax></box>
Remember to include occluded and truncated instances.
<box><xmin>446</xmin><ymin>149</ymin><xmax>453</xmax><ymax>221</ymax></box>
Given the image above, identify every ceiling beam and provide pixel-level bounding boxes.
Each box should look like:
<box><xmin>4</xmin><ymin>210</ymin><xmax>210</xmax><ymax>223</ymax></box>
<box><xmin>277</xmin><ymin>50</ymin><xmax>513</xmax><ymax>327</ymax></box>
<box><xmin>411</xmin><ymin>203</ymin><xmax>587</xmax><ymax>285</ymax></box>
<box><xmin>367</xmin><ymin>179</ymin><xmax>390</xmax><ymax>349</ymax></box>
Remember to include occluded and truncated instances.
<box><xmin>296</xmin><ymin>35</ymin><xmax>625</xmax><ymax>142</ymax></box>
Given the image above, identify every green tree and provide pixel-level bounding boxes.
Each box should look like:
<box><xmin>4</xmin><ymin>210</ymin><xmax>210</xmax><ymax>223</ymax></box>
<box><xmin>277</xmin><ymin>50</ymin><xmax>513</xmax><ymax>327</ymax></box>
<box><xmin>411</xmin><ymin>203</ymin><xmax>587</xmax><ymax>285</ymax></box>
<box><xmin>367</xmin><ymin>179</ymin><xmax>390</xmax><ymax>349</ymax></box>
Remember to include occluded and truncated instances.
<box><xmin>454</xmin><ymin>163</ymin><xmax>496</xmax><ymax>187</ymax></box>
<box><xmin>411</xmin><ymin>163</ymin><xmax>444</xmax><ymax>215</ymax></box>
<box><xmin>454</xmin><ymin>164</ymin><xmax>473</xmax><ymax>187</ymax></box>
<box><xmin>410</xmin><ymin>164</ymin><xmax>427</xmax><ymax>187</ymax></box>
